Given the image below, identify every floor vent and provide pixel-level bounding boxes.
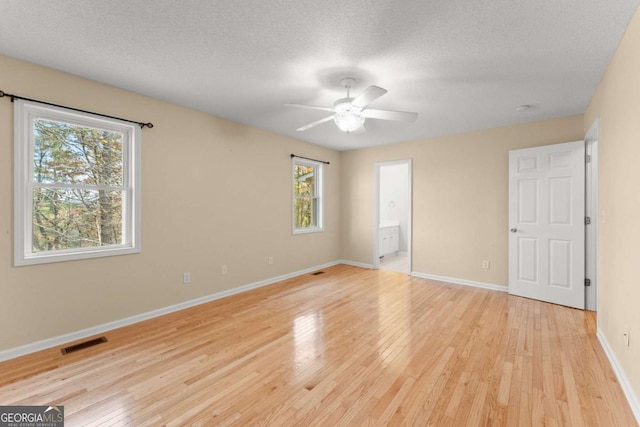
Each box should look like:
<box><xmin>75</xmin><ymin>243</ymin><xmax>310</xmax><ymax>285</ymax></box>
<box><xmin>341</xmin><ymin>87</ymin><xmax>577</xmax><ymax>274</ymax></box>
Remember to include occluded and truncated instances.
<box><xmin>61</xmin><ymin>336</ymin><xmax>108</xmax><ymax>355</ymax></box>
<box><xmin>311</xmin><ymin>271</ymin><xmax>325</xmax><ymax>276</ymax></box>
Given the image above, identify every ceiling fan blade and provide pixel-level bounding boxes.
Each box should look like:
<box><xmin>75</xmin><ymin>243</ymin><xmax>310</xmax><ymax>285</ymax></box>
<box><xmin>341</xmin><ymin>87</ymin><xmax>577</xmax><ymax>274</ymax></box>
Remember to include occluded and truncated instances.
<box><xmin>362</xmin><ymin>108</ymin><xmax>418</xmax><ymax>122</ymax></box>
<box><xmin>351</xmin><ymin>86</ymin><xmax>387</xmax><ymax>108</ymax></box>
<box><xmin>296</xmin><ymin>115</ymin><xmax>335</xmax><ymax>131</ymax></box>
<box><xmin>285</xmin><ymin>103</ymin><xmax>334</xmax><ymax>112</ymax></box>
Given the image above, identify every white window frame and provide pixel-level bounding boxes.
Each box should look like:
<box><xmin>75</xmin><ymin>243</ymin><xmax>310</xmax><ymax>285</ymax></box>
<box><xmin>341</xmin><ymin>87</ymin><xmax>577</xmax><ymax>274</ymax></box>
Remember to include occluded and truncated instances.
<box><xmin>292</xmin><ymin>158</ymin><xmax>324</xmax><ymax>234</ymax></box>
<box><xmin>14</xmin><ymin>100</ymin><xmax>141</xmax><ymax>266</ymax></box>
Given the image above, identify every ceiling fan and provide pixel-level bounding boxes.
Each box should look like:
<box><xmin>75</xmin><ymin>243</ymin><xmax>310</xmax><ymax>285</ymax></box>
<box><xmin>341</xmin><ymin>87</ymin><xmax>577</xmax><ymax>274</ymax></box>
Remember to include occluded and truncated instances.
<box><xmin>286</xmin><ymin>77</ymin><xmax>418</xmax><ymax>133</ymax></box>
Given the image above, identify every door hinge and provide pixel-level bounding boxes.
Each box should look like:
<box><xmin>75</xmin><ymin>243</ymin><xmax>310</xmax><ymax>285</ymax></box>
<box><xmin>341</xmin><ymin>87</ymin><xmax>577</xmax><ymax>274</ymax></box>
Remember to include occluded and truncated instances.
<box><xmin>585</xmin><ymin>216</ymin><xmax>591</xmax><ymax>225</ymax></box>
<box><xmin>586</xmin><ymin>154</ymin><xmax>591</xmax><ymax>163</ymax></box>
<box><xmin>585</xmin><ymin>278</ymin><xmax>591</xmax><ymax>286</ymax></box>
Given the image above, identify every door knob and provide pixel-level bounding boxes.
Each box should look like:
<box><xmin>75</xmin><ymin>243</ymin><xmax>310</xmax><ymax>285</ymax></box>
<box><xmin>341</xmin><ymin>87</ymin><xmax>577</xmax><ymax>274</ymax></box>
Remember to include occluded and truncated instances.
<box><xmin>510</xmin><ymin>228</ymin><xmax>517</xmax><ymax>233</ymax></box>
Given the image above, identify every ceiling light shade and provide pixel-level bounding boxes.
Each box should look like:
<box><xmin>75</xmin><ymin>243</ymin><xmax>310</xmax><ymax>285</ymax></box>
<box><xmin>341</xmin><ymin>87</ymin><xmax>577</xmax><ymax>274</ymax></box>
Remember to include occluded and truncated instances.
<box><xmin>515</xmin><ymin>104</ymin><xmax>532</xmax><ymax>112</ymax></box>
<box><xmin>334</xmin><ymin>109</ymin><xmax>365</xmax><ymax>132</ymax></box>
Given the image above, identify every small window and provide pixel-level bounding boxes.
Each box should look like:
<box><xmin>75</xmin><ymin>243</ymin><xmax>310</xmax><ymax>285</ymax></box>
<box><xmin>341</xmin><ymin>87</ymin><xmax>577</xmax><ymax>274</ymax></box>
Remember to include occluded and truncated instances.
<box><xmin>292</xmin><ymin>158</ymin><xmax>323</xmax><ymax>233</ymax></box>
<box><xmin>14</xmin><ymin>100</ymin><xmax>141</xmax><ymax>265</ymax></box>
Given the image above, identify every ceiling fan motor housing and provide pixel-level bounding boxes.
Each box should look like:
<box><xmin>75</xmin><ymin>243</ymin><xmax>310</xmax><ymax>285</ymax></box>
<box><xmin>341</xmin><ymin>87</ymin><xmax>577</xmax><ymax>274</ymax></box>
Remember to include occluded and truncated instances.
<box><xmin>333</xmin><ymin>97</ymin><xmax>358</xmax><ymax>112</ymax></box>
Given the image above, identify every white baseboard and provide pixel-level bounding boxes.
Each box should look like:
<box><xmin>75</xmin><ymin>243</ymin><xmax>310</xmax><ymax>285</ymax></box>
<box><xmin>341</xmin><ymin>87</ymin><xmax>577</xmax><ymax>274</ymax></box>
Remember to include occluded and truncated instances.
<box><xmin>338</xmin><ymin>259</ymin><xmax>374</xmax><ymax>269</ymax></box>
<box><xmin>0</xmin><ymin>260</ymin><xmax>341</xmax><ymax>363</ymax></box>
<box><xmin>597</xmin><ymin>328</ymin><xmax>640</xmax><ymax>424</ymax></box>
<box><xmin>397</xmin><ymin>251</ymin><xmax>409</xmax><ymax>257</ymax></box>
<box><xmin>410</xmin><ymin>272</ymin><xmax>508</xmax><ymax>293</ymax></box>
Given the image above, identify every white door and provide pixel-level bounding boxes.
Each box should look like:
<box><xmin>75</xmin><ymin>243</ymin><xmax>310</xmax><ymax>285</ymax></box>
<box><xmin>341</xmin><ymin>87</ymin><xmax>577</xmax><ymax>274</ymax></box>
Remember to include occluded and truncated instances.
<box><xmin>508</xmin><ymin>141</ymin><xmax>585</xmax><ymax>309</ymax></box>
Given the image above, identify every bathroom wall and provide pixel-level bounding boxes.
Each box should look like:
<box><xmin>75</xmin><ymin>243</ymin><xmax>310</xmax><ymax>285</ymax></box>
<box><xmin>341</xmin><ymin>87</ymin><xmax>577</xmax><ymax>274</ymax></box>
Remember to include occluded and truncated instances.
<box><xmin>379</xmin><ymin>163</ymin><xmax>409</xmax><ymax>252</ymax></box>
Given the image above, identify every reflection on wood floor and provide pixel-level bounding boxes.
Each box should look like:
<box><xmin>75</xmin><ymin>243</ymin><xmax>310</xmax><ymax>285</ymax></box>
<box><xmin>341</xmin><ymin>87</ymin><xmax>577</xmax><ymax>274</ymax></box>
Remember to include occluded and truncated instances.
<box><xmin>0</xmin><ymin>265</ymin><xmax>635</xmax><ymax>426</ymax></box>
<box><xmin>380</xmin><ymin>253</ymin><xmax>409</xmax><ymax>274</ymax></box>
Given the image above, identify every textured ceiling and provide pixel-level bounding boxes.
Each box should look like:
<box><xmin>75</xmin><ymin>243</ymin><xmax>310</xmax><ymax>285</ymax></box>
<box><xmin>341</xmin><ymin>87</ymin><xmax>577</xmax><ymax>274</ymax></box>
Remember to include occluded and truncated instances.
<box><xmin>0</xmin><ymin>1</ymin><xmax>638</xmax><ymax>150</ymax></box>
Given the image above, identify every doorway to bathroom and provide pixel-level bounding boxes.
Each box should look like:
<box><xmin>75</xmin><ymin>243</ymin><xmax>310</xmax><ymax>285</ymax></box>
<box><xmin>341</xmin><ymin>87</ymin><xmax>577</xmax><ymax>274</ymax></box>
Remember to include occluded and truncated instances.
<box><xmin>373</xmin><ymin>160</ymin><xmax>412</xmax><ymax>274</ymax></box>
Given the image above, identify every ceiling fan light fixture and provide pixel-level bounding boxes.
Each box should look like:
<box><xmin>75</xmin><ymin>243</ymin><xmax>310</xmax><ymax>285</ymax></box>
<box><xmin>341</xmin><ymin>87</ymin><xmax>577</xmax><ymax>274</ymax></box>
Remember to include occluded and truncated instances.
<box><xmin>334</xmin><ymin>110</ymin><xmax>365</xmax><ymax>132</ymax></box>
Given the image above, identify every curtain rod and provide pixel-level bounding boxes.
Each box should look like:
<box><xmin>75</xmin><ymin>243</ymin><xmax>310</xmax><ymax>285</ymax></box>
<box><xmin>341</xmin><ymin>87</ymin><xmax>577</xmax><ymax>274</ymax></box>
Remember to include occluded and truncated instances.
<box><xmin>0</xmin><ymin>90</ymin><xmax>154</xmax><ymax>129</ymax></box>
<box><xmin>291</xmin><ymin>154</ymin><xmax>330</xmax><ymax>165</ymax></box>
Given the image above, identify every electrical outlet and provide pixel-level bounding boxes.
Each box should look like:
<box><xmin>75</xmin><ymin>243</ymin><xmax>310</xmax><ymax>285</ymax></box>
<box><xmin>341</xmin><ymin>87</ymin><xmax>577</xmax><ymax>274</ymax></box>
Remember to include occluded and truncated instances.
<box><xmin>481</xmin><ymin>260</ymin><xmax>490</xmax><ymax>269</ymax></box>
<box><xmin>268</xmin><ymin>256</ymin><xmax>274</xmax><ymax>265</ymax></box>
<box><xmin>183</xmin><ymin>272</ymin><xmax>191</xmax><ymax>284</ymax></box>
<box><xmin>624</xmin><ymin>324</ymin><xmax>630</xmax><ymax>347</ymax></box>
<box><xmin>221</xmin><ymin>265</ymin><xmax>228</xmax><ymax>276</ymax></box>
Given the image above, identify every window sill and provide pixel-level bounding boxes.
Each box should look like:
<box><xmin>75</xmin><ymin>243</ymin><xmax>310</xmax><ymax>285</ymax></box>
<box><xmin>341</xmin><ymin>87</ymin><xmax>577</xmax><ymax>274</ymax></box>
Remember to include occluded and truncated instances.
<box><xmin>292</xmin><ymin>227</ymin><xmax>324</xmax><ymax>235</ymax></box>
<box><xmin>15</xmin><ymin>245</ymin><xmax>141</xmax><ymax>266</ymax></box>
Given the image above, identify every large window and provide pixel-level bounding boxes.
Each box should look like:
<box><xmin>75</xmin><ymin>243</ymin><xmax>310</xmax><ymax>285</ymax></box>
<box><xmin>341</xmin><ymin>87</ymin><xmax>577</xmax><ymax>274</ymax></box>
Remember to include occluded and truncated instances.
<box><xmin>292</xmin><ymin>158</ymin><xmax>323</xmax><ymax>233</ymax></box>
<box><xmin>14</xmin><ymin>100</ymin><xmax>141</xmax><ymax>265</ymax></box>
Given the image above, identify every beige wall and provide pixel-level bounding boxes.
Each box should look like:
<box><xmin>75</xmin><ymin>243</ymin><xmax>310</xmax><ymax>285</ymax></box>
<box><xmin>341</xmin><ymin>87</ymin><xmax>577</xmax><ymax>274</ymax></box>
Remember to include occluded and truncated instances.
<box><xmin>585</xmin><ymin>6</ymin><xmax>640</xmax><ymax>401</ymax></box>
<box><xmin>340</xmin><ymin>116</ymin><xmax>584</xmax><ymax>286</ymax></box>
<box><xmin>0</xmin><ymin>55</ymin><xmax>341</xmax><ymax>351</ymax></box>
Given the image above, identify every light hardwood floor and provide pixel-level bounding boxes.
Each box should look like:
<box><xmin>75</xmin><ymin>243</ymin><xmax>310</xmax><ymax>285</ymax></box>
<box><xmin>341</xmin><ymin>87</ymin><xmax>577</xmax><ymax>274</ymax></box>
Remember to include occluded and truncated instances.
<box><xmin>0</xmin><ymin>265</ymin><xmax>636</xmax><ymax>426</ymax></box>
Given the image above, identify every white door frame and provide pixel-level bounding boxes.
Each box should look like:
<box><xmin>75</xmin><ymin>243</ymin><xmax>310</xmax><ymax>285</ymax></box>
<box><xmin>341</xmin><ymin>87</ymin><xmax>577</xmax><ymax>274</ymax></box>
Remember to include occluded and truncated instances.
<box><xmin>373</xmin><ymin>159</ymin><xmax>412</xmax><ymax>272</ymax></box>
<box><xmin>585</xmin><ymin>119</ymin><xmax>599</xmax><ymax>312</ymax></box>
